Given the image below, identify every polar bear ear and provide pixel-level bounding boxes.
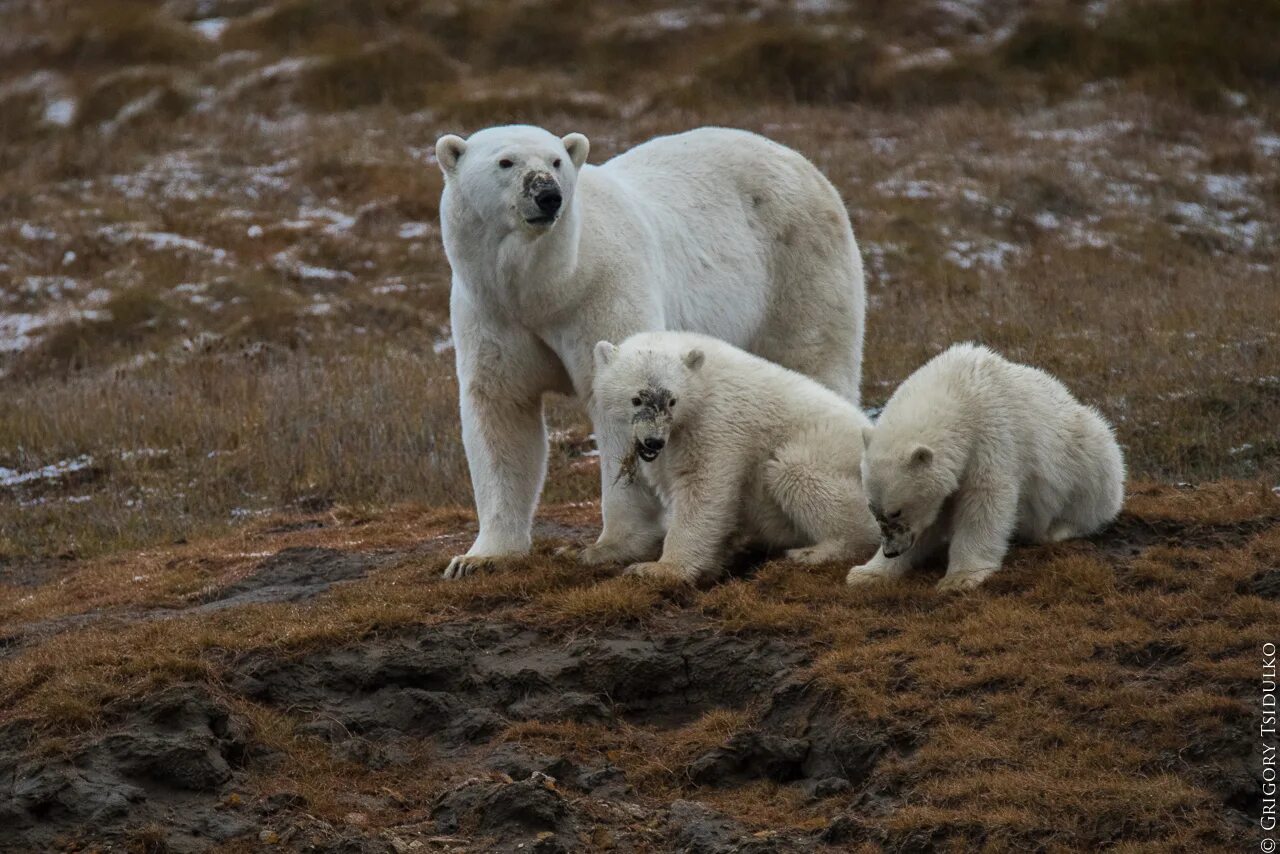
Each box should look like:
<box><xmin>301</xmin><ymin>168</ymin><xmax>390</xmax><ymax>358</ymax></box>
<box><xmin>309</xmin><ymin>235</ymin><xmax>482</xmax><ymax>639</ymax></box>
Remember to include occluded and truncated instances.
<box><xmin>594</xmin><ymin>340</ymin><xmax>616</xmax><ymax>367</ymax></box>
<box><xmin>435</xmin><ymin>134</ymin><xmax>467</xmax><ymax>175</ymax></box>
<box><xmin>861</xmin><ymin>426</ymin><xmax>873</xmax><ymax>450</ymax></box>
<box><xmin>562</xmin><ymin>132</ymin><xmax>589</xmax><ymax>169</ymax></box>
<box><xmin>682</xmin><ymin>349</ymin><xmax>705</xmax><ymax>371</ymax></box>
<box><xmin>910</xmin><ymin>445</ymin><xmax>934</xmax><ymax>466</ymax></box>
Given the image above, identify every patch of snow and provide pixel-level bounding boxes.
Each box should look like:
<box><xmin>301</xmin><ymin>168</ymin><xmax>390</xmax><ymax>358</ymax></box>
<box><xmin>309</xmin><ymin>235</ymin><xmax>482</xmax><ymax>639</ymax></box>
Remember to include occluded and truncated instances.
<box><xmin>271</xmin><ymin>251</ymin><xmax>354</xmax><ymax>283</ymax></box>
<box><xmin>944</xmin><ymin>239</ymin><xmax>1022</xmax><ymax>270</ymax></box>
<box><xmin>192</xmin><ymin>17</ymin><xmax>230</xmax><ymax>40</ymax></box>
<box><xmin>1022</xmin><ymin>121</ymin><xmax>1134</xmax><ymax>145</ymax></box>
<box><xmin>43</xmin><ymin>97</ymin><xmax>77</xmax><ymax>127</ymax></box>
<box><xmin>1201</xmin><ymin>174</ymin><xmax>1252</xmax><ymax>203</ymax></box>
<box><xmin>398</xmin><ymin>222</ymin><xmax>431</xmax><ymax>240</ymax></box>
<box><xmin>246</xmin><ymin>224</ymin><xmax>264</xmax><ymax>238</ymax></box>
<box><xmin>23</xmin><ymin>276</ymin><xmax>78</xmax><ymax>299</ymax></box>
<box><xmin>98</xmin><ymin>224</ymin><xmax>229</xmax><ymax>262</ymax></box>
<box><xmin>20</xmin><ymin>223</ymin><xmax>57</xmax><ymax>241</ymax></box>
<box><xmin>875</xmin><ymin>178</ymin><xmax>944</xmax><ymax>200</ymax></box>
<box><xmin>0</xmin><ymin>455</ymin><xmax>94</xmax><ymax>488</ymax></box>
<box><xmin>0</xmin><ymin>313</ymin><xmax>46</xmax><ymax>353</ymax></box>
<box><xmin>300</xmin><ymin>205</ymin><xmax>356</xmax><ymax>236</ymax></box>
<box><xmin>1256</xmin><ymin>134</ymin><xmax>1280</xmax><ymax>157</ymax></box>
<box><xmin>62</xmin><ymin>250</ymin><xmax>77</xmax><ymax>266</ymax></box>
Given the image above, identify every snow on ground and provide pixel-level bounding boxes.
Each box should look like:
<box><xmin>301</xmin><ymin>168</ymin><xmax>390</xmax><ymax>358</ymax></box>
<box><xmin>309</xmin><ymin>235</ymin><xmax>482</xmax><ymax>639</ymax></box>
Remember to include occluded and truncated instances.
<box><xmin>0</xmin><ymin>456</ymin><xmax>94</xmax><ymax>488</ymax></box>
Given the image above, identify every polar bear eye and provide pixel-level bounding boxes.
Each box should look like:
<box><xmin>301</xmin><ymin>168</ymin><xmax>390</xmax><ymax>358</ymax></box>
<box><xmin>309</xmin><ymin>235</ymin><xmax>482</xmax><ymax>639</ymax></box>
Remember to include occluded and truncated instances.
<box><xmin>498</xmin><ymin>158</ymin><xmax>513</xmax><ymax>169</ymax></box>
<box><xmin>887</xmin><ymin>510</ymin><xmax>901</xmax><ymax>520</ymax></box>
<box><xmin>631</xmin><ymin>396</ymin><xmax>642</xmax><ymax>407</ymax></box>
<box><xmin>553</xmin><ymin>158</ymin><xmax>562</xmax><ymax>169</ymax></box>
<box><xmin>669</xmin><ymin>398</ymin><xmax>677</xmax><ymax>407</ymax></box>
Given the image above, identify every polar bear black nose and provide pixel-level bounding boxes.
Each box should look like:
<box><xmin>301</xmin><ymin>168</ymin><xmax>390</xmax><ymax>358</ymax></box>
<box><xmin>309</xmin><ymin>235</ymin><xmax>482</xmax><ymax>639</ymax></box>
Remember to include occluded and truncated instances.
<box><xmin>535</xmin><ymin>188</ymin><xmax>562</xmax><ymax>215</ymax></box>
<box><xmin>641</xmin><ymin>437</ymin><xmax>664</xmax><ymax>452</ymax></box>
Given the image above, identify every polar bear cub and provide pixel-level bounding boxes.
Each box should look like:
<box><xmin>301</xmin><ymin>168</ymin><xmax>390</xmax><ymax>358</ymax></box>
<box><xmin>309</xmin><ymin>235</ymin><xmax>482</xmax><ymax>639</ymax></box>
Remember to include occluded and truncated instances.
<box><xmin>593</xmin><ymin>331</ymin><xmax>880</xmax><ymax>583</ymax></box>
<box><xmin>850</xmin><ymin>343</ymin><xmax>1125</xmax><ymax>591</ymax></box>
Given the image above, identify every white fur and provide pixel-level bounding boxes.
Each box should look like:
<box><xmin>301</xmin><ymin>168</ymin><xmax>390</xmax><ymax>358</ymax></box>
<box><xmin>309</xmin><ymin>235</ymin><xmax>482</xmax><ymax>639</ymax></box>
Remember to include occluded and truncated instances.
<box><xmin>436</xmin><ymin>125</ymin><xmax>866</xmax><ymax>578</ymax></box>
<box><xmin>849</xmin><ymin>343</ymin><xmax>1125</xmax><ymax>591</ymax></box>
<box><xmin>593</xmin><ymin>331</ymin><xmax>880</xmax><ymax>584</ymax></box>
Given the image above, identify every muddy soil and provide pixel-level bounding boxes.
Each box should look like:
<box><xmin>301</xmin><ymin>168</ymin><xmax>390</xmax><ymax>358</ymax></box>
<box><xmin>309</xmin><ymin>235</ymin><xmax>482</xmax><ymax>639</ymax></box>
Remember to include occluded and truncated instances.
<box><xmin>0</xmin><ymin>605</ymin><xmax>886</xmax><ymax>852</ymax></box>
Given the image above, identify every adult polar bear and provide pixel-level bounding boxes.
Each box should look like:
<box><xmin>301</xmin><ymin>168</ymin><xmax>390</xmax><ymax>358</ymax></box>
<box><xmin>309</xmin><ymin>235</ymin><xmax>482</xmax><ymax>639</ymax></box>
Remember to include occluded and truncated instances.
<box><xmin>435</xmin><ymin>125</ymin><xmax>865</xmax><ymax>578</ymax></box>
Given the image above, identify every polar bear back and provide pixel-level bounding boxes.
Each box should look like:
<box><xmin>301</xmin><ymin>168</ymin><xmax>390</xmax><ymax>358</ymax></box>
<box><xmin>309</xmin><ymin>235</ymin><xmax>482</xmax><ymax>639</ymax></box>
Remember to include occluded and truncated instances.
<box><xmin>879</xmin><ymin>343</ymin><xmax>1124</xmax><ymax>512</ymax></box>
<box><xmin>581</xmin><ymin>130</ymin><xmax>862</xmax><ymax>384</ymax></box>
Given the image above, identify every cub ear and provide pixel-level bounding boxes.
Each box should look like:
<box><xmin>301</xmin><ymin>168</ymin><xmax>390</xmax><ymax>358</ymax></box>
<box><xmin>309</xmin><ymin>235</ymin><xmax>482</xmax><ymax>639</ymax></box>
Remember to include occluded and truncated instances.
<box><xmin>861</xmin><ymin>426</ymin><xmax>873</xmax><ymax>450</ymax></box>
<box><xmin>683</xmin><ymin>349</ymin><xmax>705</xmax><ymax>371</ymax></box>
<box><xmin>910</xmin><ymin>445</ymin><xmax>934</xmax><ymax>466</ymax></box>
<box><xmin>562</xmin><ymin>132</ymin><xmax>589</xmax><ymax>169</ymax></box>
<box><xmin>594</xmin><ymin>340</ymin><xmax>616</xmax><ymax>367</ymax></box>
<box><xmin>435</xmin><ymin>134</ymin><xmax>467</xmax><ymax>175</ymax></box>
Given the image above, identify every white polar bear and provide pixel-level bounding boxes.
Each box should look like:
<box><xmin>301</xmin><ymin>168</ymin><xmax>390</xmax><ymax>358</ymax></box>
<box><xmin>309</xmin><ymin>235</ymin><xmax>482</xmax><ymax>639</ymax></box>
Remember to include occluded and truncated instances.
<box><xmin>435</xmin><ymin>125</ymin><xmax>866</xmax><ymax>578</ymax></box>
<box><xmin>849</xmin><ymin>343</ymin><xmax>1125</xmax><ymax>591</ymax></box>
<box><xmin>592</xmin><ymin>331</ymin><xmax>881</xmax><ymax>584</ymax></box>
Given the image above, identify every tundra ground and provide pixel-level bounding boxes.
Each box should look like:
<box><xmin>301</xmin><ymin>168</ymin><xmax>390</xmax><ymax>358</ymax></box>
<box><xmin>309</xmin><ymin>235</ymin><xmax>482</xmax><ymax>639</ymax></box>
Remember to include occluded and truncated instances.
<box><xmin>1</xmin><ymin>0</ymin><xmax>1277</xmax><ymax>851</ymax></box>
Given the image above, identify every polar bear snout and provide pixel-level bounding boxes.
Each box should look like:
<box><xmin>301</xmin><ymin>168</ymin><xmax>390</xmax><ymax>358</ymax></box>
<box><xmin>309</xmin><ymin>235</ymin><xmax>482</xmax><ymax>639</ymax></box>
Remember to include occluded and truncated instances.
<box><xmin>636</xmin><ymin>436</ymin><xmax>665</xmax><ymax>461</ymax></box>
<box><xmin>521</xmin><ymin>171</ymin><xmax>563</xmax><ymax>225</ymax></box>
<box><xmin>534</xmin><ymin>187</ymin><xmax>562</xmax><ymax>216</ymax></box>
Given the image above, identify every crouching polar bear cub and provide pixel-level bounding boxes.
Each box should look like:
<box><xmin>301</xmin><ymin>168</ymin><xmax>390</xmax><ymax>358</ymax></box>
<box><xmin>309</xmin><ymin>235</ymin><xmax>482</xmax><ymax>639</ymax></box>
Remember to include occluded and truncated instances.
<box><xmin>851</xmin><ymin>343</ymin><xmax>1125</xmax><ymax>591</ymax></box>
<box><xmin>435</xmin><ymin>125</ymin><xmax>866</xmax><ymax>578</ymax></box>
<box><xmin>593</xmin><ymin>331</ymin><xmax>881</xmax><ymax>583</ymax></box>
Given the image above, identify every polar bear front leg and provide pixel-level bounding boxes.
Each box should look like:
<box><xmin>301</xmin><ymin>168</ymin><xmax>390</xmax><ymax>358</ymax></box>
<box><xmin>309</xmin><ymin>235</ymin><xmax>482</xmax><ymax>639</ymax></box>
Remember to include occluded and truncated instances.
<box><xmin>626</xmin><ymin>457</ymin><xmax>744</xmax><ymax>584</ymax></box>
<box><xmin>938</xmin><ymin>483</ymin><xmax>1018</xmax><ymax>591</ymax></box>
<box><xmin>444</xmin><ymin>312</ymin><xmax>564</xmax><ymax>579</ymax></box>
<box><xmin>578</xmin><ymin>406</ymin><xmax>665</xmax><ymax>567</ymax></box>
<box><xmin>764</xmin><ymin>438</ymin><xmax>880</xmax><ymax>565</ymax></box>
<box><xmin>846</xmin><ymin>522</ymin><xmax>945</xmax><ymax>586</ymax></box>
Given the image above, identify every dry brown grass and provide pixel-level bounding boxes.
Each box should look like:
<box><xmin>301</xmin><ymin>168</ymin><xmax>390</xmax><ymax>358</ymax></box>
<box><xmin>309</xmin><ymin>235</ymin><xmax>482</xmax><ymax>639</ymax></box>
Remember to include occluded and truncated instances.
<box><xmin>0</xmin><ymin>2</ymin><xmax>1277</xmax><ymax>846</ymax></box>
<box><xmin>0</xmin><ymin>481</ymin><xmax>1273</xmax><ymax>849</ymax></box>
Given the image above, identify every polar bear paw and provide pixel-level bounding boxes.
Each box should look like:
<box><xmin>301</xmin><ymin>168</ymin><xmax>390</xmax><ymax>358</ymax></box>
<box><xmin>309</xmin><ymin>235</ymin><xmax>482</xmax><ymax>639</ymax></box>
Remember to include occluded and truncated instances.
<box><xmin>443</xmin><ymin>553</ymin><xmax>498</xmax><ymax>580</ymax></box>
<box><xmin>786</xmin><ymin>541</ymin><xmax>848</xmax><ymax>565</ymax></box>
<box><xmin>577</xmin><ymin>538</ymin><xmax>660</xmax><ymax>567</ymax></box>
<box><xmin>845</xmin><ymin>563</ymin><xmax>905</xmax><ymax>587</ymax></box>
<box><xmin>624</xmin><ymin>561</ymin><xmax>696</xmax><ymax>584</ymax></box>
<box><xmin>936</xmin><ymin>566</ymin><xmax>997</xmax><ymax>592</ymax></box>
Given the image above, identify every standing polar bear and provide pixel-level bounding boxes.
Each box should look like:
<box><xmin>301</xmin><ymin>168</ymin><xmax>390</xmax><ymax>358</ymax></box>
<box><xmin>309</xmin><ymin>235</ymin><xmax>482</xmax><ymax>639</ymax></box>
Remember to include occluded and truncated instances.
<box><xmin>593</xmin><ymin>331</ymin><xmax>881</xmax><ymax>583</ymax></box>
<box><xmin>435</xmin><ymin>125</ymin><xmax>866</xmax><ymax>578</ymax></box>
<box><xmin>851</xmin><ymin>343</ymin><xmax>1125</xmax><ymax>591</ymax></box>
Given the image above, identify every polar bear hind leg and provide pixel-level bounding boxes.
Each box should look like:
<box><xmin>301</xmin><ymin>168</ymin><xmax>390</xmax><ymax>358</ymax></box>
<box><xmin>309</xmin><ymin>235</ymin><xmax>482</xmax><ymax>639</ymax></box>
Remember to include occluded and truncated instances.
<box><xmin>764</xmin><ymin>436</ymin><xmax>878</xmax><ymax>565</ymax></box>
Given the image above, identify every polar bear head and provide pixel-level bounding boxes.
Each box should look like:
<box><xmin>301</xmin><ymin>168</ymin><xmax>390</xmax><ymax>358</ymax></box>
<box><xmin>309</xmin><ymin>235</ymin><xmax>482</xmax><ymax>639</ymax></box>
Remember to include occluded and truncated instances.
<box><xmin>435</xmin><ymin>125</ymin><xmax>589</xmax><ymax>234</ymax></box>
<box><xmin>859</xmin><ymin>427</ymin><xmax>959</xmax><ymax>557</ymax></box>
<box><xmin>593</xmin><ymin>339</ymin><xmax>705</xmax><ymax>463</ymax></box>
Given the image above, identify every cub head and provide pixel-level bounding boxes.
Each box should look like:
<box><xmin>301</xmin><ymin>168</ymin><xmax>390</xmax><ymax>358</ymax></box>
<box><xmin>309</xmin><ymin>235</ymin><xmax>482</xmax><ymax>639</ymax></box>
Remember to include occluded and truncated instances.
<box><xmin>436</xmin><ymin>125</ymin><xmax>589</xmax><ymax>234</ymax></box>
<box><xmin>593</xmin><ymin>340</ymin><xmax>705</xmax><ymax>463</ymax></box>
<box><xmin>859</xmin><ymin>426</ymin><xmax>958</xmax><ymax>558</ymax></box>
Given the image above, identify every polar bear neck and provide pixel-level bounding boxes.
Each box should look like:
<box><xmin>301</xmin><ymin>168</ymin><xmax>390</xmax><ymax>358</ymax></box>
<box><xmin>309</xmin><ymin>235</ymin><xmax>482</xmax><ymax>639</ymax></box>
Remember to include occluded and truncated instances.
<box><xmin>443</xmin><ymin>192</ymin><xmax>583</xmax><ymax>323</ymax></box>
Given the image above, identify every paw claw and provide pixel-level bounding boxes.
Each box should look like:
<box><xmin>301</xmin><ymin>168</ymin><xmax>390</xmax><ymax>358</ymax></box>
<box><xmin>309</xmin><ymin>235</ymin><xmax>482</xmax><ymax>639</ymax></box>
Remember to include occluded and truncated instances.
<box><xmin>442</xmin><ymin>554</ymin><xmax>495</xmax><ymax>580</ymax></box>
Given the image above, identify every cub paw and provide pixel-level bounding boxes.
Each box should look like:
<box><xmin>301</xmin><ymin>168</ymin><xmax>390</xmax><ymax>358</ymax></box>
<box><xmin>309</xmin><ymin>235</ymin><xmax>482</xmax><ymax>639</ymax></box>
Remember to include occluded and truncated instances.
<box><xmin>936</xmin><ymin>566</ymin><xmax>996</xmax><ymax>591</ymax></box>
<box><xmin>845</xmin><ymin>565</ymin><xmax>897</xmax><ymax>587</ymax></box>
<box><xmin>786</xmin><ymin>543</ymin><xmax>845</xmax><ymax>565</ymax></box>
<box><xmin>624</xmin><ymin>561</ymin><xmax>694</xmax><ymax>583</ymax></box>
